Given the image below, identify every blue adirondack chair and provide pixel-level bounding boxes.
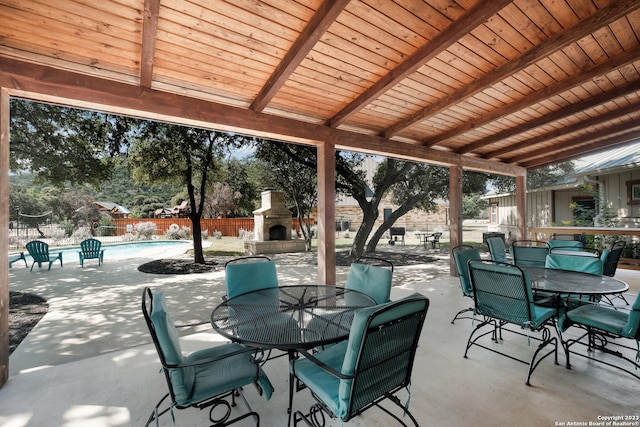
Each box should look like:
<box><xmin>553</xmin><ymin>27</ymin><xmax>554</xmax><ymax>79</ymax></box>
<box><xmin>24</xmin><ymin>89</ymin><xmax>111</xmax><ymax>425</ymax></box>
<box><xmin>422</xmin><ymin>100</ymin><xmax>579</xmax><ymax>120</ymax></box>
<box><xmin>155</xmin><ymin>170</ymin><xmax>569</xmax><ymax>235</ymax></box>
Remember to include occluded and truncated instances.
<box><xmin>26</xmin><ymin>240</ymin><xmax>63</xmax><ymax>271</ymax></box>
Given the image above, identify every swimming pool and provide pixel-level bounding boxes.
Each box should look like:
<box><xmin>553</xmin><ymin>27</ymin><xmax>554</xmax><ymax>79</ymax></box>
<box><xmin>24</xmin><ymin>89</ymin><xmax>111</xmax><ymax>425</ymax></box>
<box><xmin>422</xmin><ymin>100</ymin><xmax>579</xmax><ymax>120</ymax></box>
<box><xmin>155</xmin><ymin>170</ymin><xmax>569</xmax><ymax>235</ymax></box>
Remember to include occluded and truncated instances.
<box><xmin>23</xmin><ymin>240</ymin><xmax>193</xmax><ymax>264</ymax></box>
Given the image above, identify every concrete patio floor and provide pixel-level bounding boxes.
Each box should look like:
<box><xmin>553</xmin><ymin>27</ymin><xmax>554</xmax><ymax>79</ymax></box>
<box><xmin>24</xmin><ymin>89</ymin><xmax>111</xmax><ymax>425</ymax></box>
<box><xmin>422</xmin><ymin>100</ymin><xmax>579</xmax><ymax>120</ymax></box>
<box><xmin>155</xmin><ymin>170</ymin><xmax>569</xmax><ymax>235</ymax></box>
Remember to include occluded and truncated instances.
<box><xmin>1</xmin><ymin>243</ymin><xmax>638</xmax><ymax>426</ymax></box>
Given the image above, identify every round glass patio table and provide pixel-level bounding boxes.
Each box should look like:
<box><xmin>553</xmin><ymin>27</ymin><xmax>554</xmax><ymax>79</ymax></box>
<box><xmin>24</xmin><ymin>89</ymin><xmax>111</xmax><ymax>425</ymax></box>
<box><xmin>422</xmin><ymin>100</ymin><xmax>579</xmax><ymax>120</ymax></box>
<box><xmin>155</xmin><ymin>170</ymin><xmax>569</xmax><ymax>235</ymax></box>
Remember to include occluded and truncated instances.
<box><xmin>525</xmin><ymin>267</ymin><xmax>628</xmax><ymax>295</ymax></box>
<box><xmin>211</xmin><ymin>285</ymin><xmax>376</xmax><ymax>350</ymax></box>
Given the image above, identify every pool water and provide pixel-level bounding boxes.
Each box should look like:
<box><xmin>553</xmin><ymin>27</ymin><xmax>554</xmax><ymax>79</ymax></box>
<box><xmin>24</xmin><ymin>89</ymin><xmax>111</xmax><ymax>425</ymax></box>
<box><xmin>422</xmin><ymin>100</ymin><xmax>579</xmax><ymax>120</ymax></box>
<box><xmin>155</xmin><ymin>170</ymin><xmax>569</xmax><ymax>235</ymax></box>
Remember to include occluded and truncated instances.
<box><xmin>24</xmin><ymin>240</ymin><xmax>193</xmax><ymax>263</ymax></box>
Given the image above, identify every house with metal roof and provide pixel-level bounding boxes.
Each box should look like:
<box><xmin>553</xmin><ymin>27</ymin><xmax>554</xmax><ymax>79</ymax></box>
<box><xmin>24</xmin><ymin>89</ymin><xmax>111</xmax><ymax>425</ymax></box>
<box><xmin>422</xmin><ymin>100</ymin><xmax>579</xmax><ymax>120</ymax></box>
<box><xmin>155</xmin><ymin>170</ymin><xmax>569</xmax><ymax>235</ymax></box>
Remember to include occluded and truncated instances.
<box><xmin>95</xmin><ymin>201</ymin><xmax>131</xmax><ymax>219</ymax></box>
<box><xmin>485</xmin><ymin>142</ymin><xmax>640</xmax><ymax>241</ymax></box>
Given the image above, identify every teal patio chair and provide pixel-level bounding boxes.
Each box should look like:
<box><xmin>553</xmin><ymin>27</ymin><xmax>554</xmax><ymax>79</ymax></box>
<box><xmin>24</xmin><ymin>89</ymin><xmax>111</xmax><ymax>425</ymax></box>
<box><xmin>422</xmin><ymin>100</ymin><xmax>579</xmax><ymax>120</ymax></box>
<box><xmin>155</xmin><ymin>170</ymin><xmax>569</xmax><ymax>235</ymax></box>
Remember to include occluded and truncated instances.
<box><xmin>289</xmin><ymin>293</ymin><xmax>429</xmax><ymax>426</ymax></box>
<box><xmin>486</xmin><ymin>236</ymin><xmax>511</xmax><ymax>263</ymax></box>
<box><xmin>224</xmin><ymin>256</ymin><xmax>278</xmax><ymax>299</ymax></box>
<box><xmin>465</xmin><ymin>260</ymin><xmax>560</xmax><ymax>385</ymax></box>
<box><xmin>545</xmin><ymin>248</ymin><xmax>603</xmax><ymax>275</ymax></box>
<box><xmin>9</xmin><ymin>252</ymin><xmax>27</xmax><ymax>268</ymax></box>
<box><xmin>345</xmin><ymin>256</ymin><xmax>394</xmax><ymax>304</ymax></box>
<box><xmin>601</xmin><ymin>241</ymin><xmax>628</xmax><ymax>305</ymax></box>
<box><xmin>560</xmin><ymin>292</ymin><xmax>640</xmax><ymax>380</ymax></box>
<box><xmin>79</xmin><ymin>238</ymin><xmax>104</xmax><ymax>267</ymax></box>
<box><xmin>141</xmin><ymin>287</ymin><xmax>273</xmax><ymax>427</ymax></box>
<box><xmin>546</xmin><ymin>239</ymin><xmax>583</xmax><ymax>251</ymax></box>
<box><xmin>25</xmin><ymin>240</ymin><xmax>63</xmax><ymax>271</ymax></box>
<box><xmin>510</xmin><ymin>240</ymin><xmax>549</xmax><ymax>268</ymax></box>
<box><xmin>451</xmin><ymin>245</ymin><xmax>481</xmax><ymax>324</ymax></box>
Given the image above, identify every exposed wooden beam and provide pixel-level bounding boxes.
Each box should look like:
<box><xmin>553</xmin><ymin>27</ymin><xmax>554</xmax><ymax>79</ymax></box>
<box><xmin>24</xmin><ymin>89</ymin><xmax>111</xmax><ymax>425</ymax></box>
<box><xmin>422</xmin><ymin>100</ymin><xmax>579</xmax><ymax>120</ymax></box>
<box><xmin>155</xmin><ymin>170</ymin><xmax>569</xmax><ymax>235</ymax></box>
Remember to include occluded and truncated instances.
<box><xmin>459</xmin><ymin>79</ymin><xmax>640</xmax><ymax>156</ymax></box>
<box><xmin>250</xmin><ymin>0</ymin><xmax>350</xmax><ymax>112</ymax></box>
<box><xmin>422</xmin><ymin>46</ymin><xmax>640</xmax><ymax>148</ymax></box>
<box><xmin>521</xmin><ymin>126</ymin><xmax>640</xmax><ymax>169</ymax></box>
<box><xmin>140</xmin><ymin>0</ymin><xmax>160</xmax><ymax>88</ymax></box>
<box><xmin>1</xmin><ymin>57</ymin><xmax>525</xmax><ymax>176</ymax></box>
<box><xmin>385</xmin><ymin>0</ymin><xmax>640</xmax><ymax>140</ymax></box>
<box><xmin>0</xmin><ymin>88</ymin><xmax>9</xmax><ymax>387</ymax></box>
<box><xmin>326</xmin><ymin>0</ymin><xmax>513</xmax><ymax>129</ymax></box>
<box><xmin>485</xmin><ymin>100</ymin><xmax>640</xmax><ymax>160</ymax></box>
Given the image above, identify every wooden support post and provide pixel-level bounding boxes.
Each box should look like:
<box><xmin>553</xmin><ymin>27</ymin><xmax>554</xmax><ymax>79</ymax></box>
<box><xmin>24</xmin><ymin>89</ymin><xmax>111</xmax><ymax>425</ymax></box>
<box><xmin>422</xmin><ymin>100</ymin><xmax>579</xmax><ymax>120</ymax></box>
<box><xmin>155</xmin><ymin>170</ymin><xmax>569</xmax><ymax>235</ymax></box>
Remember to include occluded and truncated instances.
<box><xmin>516</xmin><ymin>175</ymin><xmax>527</xmax><ymax>241</ymax></box>
<box><xmin>0</xmin><ymin>89</ymin><xmax>10</xmax><ymax>387</ymax></box>
<box><xmin>317</xmin><ymin>141</ymin><xmax>336</xmax><ymax>286</ymax></box>
<box><xmin>449</xmin><ymin>165</ymin><xmax>463</xmax><ymax>276</ymax></box>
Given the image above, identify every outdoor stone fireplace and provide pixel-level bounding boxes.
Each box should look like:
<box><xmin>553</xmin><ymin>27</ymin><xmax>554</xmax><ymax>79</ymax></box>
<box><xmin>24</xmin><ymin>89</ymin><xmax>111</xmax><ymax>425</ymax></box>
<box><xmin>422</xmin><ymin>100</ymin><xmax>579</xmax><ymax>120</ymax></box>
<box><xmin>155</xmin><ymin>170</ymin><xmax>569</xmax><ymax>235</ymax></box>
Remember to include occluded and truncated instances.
<box><xmin>244</xmin><ymin>190</ymin><xmax>306</xmax><ymax>255</ymax></box>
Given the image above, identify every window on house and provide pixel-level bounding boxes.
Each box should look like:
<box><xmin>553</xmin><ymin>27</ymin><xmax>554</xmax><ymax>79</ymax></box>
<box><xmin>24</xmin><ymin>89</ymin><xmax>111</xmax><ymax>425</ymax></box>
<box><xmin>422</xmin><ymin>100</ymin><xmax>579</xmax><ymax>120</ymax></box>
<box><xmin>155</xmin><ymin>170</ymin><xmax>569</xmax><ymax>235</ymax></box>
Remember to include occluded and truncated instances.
<box><xmin>383</xmin><ymin>208</ymin><xmax>392</xmax><ymax>221</ymax></box>
<box><xmin>490</xmin><ymin>203</ymin><xmax>498</xmax><ymax>224</ymax></box>
<box><xmin>626</xmin><ymin>180</ymin><xmax>640</xmax><ymax>205</ymax></box>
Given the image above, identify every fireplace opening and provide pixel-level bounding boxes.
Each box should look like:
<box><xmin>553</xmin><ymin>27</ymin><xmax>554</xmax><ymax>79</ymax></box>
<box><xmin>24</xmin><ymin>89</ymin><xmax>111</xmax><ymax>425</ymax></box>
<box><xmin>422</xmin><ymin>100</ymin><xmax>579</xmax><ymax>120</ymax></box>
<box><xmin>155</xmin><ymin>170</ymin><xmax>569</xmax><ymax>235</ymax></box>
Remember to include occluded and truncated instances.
<box><xmin>269</xmin><ymin>225</ymin><xmax>287</xmax><ymax>241</ymax></box>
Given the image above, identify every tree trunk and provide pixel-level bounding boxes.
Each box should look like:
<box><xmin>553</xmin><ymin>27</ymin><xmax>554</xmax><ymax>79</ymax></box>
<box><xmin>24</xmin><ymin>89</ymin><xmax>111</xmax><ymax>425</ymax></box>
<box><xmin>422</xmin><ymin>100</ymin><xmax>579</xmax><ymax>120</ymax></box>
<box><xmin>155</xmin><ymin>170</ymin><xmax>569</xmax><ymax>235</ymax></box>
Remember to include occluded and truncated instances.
<box><xmin>190</xmin><ymin>210</ymin><xmax>205</xmax><ymax>264</ymax></box>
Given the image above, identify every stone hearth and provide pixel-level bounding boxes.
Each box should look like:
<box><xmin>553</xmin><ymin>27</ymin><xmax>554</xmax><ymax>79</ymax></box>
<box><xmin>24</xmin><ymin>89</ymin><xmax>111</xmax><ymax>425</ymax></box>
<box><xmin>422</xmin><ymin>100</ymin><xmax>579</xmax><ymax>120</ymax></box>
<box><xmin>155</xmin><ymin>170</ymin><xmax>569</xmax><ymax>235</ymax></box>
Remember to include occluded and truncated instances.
<box><xmin>244</xmin><ymin>190</ymin><xmax>306</xmax><ymax>255</ymax></box>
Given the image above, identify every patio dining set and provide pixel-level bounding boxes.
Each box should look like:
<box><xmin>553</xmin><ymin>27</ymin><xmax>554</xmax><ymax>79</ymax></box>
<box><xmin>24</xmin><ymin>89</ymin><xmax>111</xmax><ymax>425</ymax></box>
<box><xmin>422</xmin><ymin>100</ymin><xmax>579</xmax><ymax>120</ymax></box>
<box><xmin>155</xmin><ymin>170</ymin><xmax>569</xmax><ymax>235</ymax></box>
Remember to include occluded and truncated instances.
<box><xmin>453</xmin><ymin>236</ymin><xmax>639</xmax><ymax>386</ymax></box>
<box><xmin>140</xmin><ymin>237</ymin><xmax>639</xmax><ymax>427</ymax></box>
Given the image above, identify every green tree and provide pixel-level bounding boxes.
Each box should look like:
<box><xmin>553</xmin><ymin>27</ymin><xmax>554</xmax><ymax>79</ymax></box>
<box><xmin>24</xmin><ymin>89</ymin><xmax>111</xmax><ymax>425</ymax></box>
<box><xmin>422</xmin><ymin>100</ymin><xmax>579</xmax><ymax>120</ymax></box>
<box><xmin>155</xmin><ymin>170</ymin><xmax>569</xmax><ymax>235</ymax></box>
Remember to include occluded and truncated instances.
<box><xmin>10</xmin><ymin>99</ymin><xmax>128</xmax><ymax>186</ymax></box>
<box><xmin>128</xmin><ymin>122</ymin><xmax>255</xmax><ymax>263</ymax></box>
<box><xmin>463</xmin><ymin>194</ymin><xmax>488</xmax><ymax>219</ymax></box>
<box><xmin>254</xmin><ymin>143</ymin><xmax>489</xmax><ymax>257</ymax></box>
<box><xmin>491</xmin><ymin>162</ymin><xmax>575</xmax><ymax>193</ymax></box>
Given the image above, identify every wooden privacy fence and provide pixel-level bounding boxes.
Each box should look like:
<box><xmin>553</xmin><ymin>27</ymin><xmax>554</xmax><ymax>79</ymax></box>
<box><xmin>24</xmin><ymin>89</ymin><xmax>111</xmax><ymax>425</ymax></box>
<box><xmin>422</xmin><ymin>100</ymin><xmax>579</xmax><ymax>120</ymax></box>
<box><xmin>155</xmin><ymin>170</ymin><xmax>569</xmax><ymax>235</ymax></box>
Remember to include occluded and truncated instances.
<box><xmin>114</xmin><ymin>217</ymin><xmax>311</xmax><ymax>237</ymax></box>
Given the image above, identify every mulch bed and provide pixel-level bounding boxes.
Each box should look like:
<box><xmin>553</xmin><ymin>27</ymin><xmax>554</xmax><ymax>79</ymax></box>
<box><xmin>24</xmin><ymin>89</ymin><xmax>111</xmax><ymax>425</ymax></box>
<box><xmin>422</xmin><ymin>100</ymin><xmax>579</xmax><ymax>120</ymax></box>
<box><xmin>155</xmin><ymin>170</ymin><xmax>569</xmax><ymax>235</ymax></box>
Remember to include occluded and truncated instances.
<box><xmin>9</xmin><ymin>291</ymin><xmax>48</xmax><ymax>354</ymax></box>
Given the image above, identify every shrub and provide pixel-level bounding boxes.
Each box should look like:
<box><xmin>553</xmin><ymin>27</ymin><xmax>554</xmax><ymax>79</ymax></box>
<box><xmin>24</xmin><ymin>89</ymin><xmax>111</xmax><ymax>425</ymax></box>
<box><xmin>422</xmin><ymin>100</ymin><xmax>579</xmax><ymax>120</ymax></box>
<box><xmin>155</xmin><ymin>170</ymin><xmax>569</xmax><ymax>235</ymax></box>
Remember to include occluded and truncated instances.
<box><xmin>135</xmin><ymin>221</ymin><xmax>157</xmax><ymax>240</ymax></box>
<box><xmin>71</xmin><ymin>227</ymin><xmax>92</xmax><ymax>244</ymax></box>
<box><xmin>212</xmin><ymin>230</ymin><xmax>223</xmax><ymax>239</ymax></box>
<box><xmin>165</xmin><ymin>223</ymin><xmax>191</xmax><ymax>240</ymax></box>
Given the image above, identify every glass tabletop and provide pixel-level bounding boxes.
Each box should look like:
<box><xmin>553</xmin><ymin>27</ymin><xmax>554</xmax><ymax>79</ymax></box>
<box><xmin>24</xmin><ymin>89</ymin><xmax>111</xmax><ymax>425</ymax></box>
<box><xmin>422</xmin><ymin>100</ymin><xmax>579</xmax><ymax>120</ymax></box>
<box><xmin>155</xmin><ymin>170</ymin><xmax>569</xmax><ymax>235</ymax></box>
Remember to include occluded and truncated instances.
<box><xmin>211</xmin><ymin>285</ymin><xmax>376</xmax><ymax>350</ymax></box>
<box><xmin>525</xmin><ymin>267</ymin><xmax>628</xmax><ymax>295</ymax></box>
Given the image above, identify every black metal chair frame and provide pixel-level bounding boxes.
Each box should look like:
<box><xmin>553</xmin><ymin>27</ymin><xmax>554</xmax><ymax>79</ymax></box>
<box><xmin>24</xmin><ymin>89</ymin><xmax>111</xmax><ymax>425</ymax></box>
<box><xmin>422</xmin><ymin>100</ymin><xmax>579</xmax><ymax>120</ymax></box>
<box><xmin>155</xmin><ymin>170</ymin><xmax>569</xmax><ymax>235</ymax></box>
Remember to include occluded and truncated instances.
<box><xmin>290</xmin><ymin>296</ymin><xmax>429</xmax><ymax>427</ymax></box>
<box><xmin>424</xmin><ymin>232</ymin><xmax>442</xmax><ymax>249</ymax></box>
<box><xmin>141</xmin><ymin>287</ymin><xmax>262</xmax><ymax>427</ymax></box>
<box><xmin>464</xmin><ymin>260</ymin><xmax>561</xmax><ymax>385</ymax></box>
<box><xmin>354</xmin><ymin>255</ymin><xmax>394</xmax><ymax>272</ymax></box>
<box><xmin>450</xmin><ymin>245</ymin><xmax>477</xmax><ymax>324</ymax></box>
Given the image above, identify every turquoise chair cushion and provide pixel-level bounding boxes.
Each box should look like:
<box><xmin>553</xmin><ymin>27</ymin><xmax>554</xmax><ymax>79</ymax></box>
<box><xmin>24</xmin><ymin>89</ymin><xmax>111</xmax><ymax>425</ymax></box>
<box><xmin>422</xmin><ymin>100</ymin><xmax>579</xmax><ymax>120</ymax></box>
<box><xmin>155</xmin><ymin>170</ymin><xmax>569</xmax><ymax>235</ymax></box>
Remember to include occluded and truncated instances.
<box><xmin>291</xmin><ymin>341</ymin><xmax>348</xmax><ymax>417</ymax></box>
<box><xmin>186</xmin><ymin>343</ymin><xmax>274</xmax><ymax>404</ymax></box>
<box><xmin>225</xmin><ymin>261</ymin><xmax>279</xmax><ymax>299</ymax></box>
<box><xmin>600</xmin><ymin>249</ymin><xmax>610</xmax><ymax>263</ymax></box>
<box><xmin>622</xmin><ymin>294</ymin><xmax>640</xmax><ymax>338</ymax></box>
<box><xmin>150</xmin><ymin>292</ymin><xmax>194</xmax><ymax>404</ymax></box>
<box><xmin>453</xmin><ymin>248</ymin><xmax>482</xmax><ymax>297</ymax></box>
<box><xmin>345</xmin><ymin>263</ymin><xmax>392</xmax><ymax>304</ymax></box>
<box><xmin>566</xmin><ymin>305</ymin><xmax>628</xmax><ymax>336</ymax></box>
<box><xmin>545</xmin><ymin>253</ymin><xmax>603</xmax><ymax>275</ymax></box>
<box><xmin>487</xmin><ymin>237</ymin><xmax>508</xmax><ymax>263</ymax></box>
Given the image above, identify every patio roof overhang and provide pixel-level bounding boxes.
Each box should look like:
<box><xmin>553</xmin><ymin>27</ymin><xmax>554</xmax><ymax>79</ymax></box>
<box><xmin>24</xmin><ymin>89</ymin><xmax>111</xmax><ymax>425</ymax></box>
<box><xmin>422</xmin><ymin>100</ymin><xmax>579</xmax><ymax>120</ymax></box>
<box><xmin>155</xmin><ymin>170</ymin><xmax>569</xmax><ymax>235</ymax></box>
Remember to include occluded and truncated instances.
<box><xmin>1</xmin><ymin>0</ymin><xmax>640</xmax><ymax>387</ymax></box>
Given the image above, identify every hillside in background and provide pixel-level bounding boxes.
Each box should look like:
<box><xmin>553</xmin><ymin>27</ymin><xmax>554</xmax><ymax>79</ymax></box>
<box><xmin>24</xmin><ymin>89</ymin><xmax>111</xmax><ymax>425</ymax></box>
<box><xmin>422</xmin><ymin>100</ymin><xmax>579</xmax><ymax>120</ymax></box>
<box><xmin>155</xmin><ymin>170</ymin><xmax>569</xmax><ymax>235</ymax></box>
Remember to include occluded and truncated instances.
<box><xmin>11</xmin><ymin>162</ymin><xmax>182</xmax><ymax>216</ymax></box>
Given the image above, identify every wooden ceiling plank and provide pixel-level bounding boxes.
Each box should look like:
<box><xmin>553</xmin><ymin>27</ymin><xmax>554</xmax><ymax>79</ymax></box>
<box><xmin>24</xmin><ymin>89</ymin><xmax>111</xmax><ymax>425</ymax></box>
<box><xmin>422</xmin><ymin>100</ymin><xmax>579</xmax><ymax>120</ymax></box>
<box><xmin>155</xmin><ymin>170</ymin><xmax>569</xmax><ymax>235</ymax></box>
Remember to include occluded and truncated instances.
<box><xmin>386</xmin><ymin>0</ymin><xmax>640</xmax><ymax>140</ymax></box>
<box><xmin>140</xmin><ymin>0</ymin><xmax>160</xmax><ymax>88</ymax></box>
<box><xmin>486</xmin><ymin>100</ymin><xmax>640</xmax><ymax>160</ymax></box>
<box><xmin>459</xmin><ymin>76</ymin><xmax>640</xmax><ymax>156</ymax></box>
<box><xmin>325</xmin><ymin>0</ymin><xmax>513</xmax><ymax>128</ymax></box>
<box><xmin>250</xmin><ymin>0</ymin><xmax>350</xmax><ymax>112</ymax></box>
<box><xmin>422</xmin><ymin>46</ymin><xmax>640</xmax><ymax>147</ymax></box>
